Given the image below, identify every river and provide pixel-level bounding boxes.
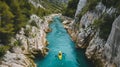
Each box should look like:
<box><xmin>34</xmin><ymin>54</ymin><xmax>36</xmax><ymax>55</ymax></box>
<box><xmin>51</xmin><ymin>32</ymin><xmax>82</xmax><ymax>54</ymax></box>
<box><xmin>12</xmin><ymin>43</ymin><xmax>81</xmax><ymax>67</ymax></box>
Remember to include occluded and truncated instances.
<box><xmin>35</xmin><ymin>16</ymin><xmax>94</xmax><ymax>67</ymax></box>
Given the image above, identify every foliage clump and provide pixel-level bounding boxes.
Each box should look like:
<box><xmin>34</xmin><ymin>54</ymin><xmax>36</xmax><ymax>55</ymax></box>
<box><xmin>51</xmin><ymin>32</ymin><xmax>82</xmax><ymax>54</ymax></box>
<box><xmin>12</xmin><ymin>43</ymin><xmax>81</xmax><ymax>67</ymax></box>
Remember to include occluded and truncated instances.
<box><xmin>62</xmin><ymin>0</ymin><xmax>79</xmax><ymax>18</ymax></box>
<box><xmin>0</xmin><ymin>0</ymin><xmax>52</xmax><ymax>45</ymax></box>
<box><xmin>93</xmin><ymin>14</ymin><xmax>115</xmax><ymax>40</ymax></box>
<box><xmin>0</xmin><ymin>0</ymin><xmax>32</xmax><ymax>44</ymax></box>
<box><xmin>101</xmin><ymin>0</ymin><xmax>120</xmax><ymax>15</ymax></box>
<box><xmin>0</xmin><ymin>45</ymin><xmax>10</xmax><ymax>57</ymax></box>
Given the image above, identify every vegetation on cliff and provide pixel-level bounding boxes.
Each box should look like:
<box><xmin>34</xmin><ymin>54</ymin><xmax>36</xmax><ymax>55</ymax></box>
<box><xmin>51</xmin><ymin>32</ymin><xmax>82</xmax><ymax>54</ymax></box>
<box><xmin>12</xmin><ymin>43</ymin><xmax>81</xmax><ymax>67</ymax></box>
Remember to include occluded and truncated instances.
<box><xmin>62</xmin><ymin>0</ymin><xmax>79</xmax><ymax>18</ymax></box>
<box><xmin>0</xmin><ymin>0</ymin><xmax>58</xmax><ymax>57</ymax></box>
<box><xmin>63</xmin><ymin>0</ymin><xmax>119</xmax><ymax>41</ymax></box>
<box><xmin>0</xmin><ymin>0</ymin><xmax>31</xmax><ymax>45</ymax></box>
<box><xmin>92</xmin><ymin>0</ymin><xmax>120</xmax><ymax>40</ymax></box>
<box><xmin>102</xmin><ymin>0</ymin><xmax>120</xmax><ymax>15</ymax></box>
<box><xmin>0</xmin><ymin>45</ymin><xmax>10</xmax><ymax>57</ymax></box>
<box><xmin>0</xmin><ymin>0</ymin><xmax>53</xmax><ymax>45</ymax></box>
<box><xmin>93</xmin><ymin>14</ymin><xmax>115</xmax><ymax>40</ymax></box>
<box><xmin>78</xmin><ymin>0</ymin><xmax>100</xmax><ymax>19</ymax></box>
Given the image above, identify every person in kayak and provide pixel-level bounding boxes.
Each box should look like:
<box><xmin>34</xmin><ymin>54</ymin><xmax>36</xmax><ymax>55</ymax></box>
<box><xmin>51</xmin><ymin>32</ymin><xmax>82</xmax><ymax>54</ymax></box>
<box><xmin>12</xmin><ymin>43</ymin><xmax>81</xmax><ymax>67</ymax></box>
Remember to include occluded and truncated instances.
<box><xmin>58</xmin><ymin>51</ymin><xmax>62</xmax><ymax>60</ymax></box>
<box><xmin>55</xmin><ymin>51</ymin><xmax>65</xmax><ymax>60</ymax></box>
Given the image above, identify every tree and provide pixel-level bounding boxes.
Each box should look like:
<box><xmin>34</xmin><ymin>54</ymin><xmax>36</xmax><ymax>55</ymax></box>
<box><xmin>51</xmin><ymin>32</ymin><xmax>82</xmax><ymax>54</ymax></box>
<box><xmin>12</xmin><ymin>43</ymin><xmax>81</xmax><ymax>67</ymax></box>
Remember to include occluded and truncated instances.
<box><xmin>0</xmin><ymin>45</ymin><xmax>10</xmax><ymax>57</ymax></box>
<box><xmin>0</xmin><ymin>1</ymin><xmax>14</xmax><ymax>44</ymax></box>
<box><xmin>62</xmin><ymin>0</ymin><xmax>79</xmax><ymax>18</ymax></box>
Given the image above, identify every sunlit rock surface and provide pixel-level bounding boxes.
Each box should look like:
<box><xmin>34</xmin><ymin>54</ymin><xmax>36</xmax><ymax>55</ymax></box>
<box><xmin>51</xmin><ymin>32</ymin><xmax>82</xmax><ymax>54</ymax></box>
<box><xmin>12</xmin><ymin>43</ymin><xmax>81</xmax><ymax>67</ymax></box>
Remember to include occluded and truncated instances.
<box><xmin>75</xmin><ymin>0</ymin><xmax>87</xmax><ymax>17</ymax></box>
<box><xmin>104</xmin><ymin>15</ymin><xmax>120</xmax><ymax>67</ymax></box>
<box><xmin>0</xmin><ymin>14</ymin><xmax>61</xmax><ymax>67</ymax></box>
<box><xmin>13</xmin><ymin>14</ymin><xmax>50</xmax><ymax>56</ymax></box>
<box><xmin>29</xmin><ymin>0</ymin><xmax>45</xmax><ymax>8</ymax></box>
<box><xmin>48</xmin><ymin>0</ymin><xmax>69</xmax><ymax>4</ymax></box>
<box><xmin>65</xmin><ymin>1</ymin><xmax>119</xmax><ymax>67</ymax></box>
<box><xmin>0</xmin><ymin>51</ymin><xmax>36</xmax><ymax>67</ymax></box>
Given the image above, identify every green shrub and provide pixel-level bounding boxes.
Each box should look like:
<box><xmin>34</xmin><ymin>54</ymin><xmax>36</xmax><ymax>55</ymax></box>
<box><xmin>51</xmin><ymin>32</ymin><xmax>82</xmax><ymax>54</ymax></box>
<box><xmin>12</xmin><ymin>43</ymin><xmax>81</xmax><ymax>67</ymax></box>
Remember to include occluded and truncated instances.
<box><xmin>93</xmin><ymin>14</ymin><xmax>115</xmax><ymax>40</ymax></box>
<box><xmin>0</xmin><ymin>0</ymin><xmax>33</xmax><ymax>44</ymax></box>
<box><xmin>93</xmin><ymin>19</ymin><xmax>103</xmax><ymax>29</ymax></box>
<box><xmin>101</xmin><ymin>0</ymin><xmax>120</xmax><ymax>15</ymax></box>
<box><xmin>38</xmin><ymin>0</ymin><xmax>63</xmax><ymax>13</ymax></box>
<box><xmin>35</xmin><ymin>7</ymin><xmax>51</xmax><ymax>17</ymax></box>
<box><xmin>102</xmin><ymin>0</ymin><xmax>119</xmax><ymax>8</ymax></box>
<box><xmin>62</xmin><ymin>0</ymin><xmax>79</xmax><ymax>18</ymax></box>
<box><xmin>77</xmin><ymin>0</ymin><xmax>120</xmax><ymax>21</ymax></box>
<box><xmin>24</xmin><ymin>27</ymin><xmax>31</xmax><ymax>37</ymax></box>
<box><xmin>0</xmin><ymin>0</ymin><xmax>52</xmax><ymax>45</ymax></box>
<box><xmin>30</xmin><ymin>21</ymin><xmax>38</xmax><ymax>28</ymax></box>
<box><xmin>13</xmin><ymin>40</ymin><xmax>21</xmax><ymax>46</ymax></box>
<box><xmin>0</xmin><ymin>45</ymin><xmax>10</xmax><ymax>57</ymax></box>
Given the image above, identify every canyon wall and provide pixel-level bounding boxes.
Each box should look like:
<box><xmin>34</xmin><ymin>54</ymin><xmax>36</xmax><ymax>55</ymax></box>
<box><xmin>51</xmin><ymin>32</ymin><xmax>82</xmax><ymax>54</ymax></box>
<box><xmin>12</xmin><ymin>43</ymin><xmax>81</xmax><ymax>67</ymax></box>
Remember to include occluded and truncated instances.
<box><xmin>67</xmin><ymin>0</ymin><xmax>120</xmax><ymax>67</ymax></box>
<box><xmin>0</xmin><ymin>14</ymin><xmax>62</xmax><ymax>67</ymax></box>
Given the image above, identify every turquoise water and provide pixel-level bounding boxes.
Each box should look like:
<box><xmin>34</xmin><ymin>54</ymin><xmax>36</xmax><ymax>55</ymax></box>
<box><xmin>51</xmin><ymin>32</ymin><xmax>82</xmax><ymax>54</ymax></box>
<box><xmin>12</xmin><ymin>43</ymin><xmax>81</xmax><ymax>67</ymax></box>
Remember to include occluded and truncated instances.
<box><xmin>35</xmin><ymin>17</ymin><xmax>94</xmax><ymax>67</ymax></box>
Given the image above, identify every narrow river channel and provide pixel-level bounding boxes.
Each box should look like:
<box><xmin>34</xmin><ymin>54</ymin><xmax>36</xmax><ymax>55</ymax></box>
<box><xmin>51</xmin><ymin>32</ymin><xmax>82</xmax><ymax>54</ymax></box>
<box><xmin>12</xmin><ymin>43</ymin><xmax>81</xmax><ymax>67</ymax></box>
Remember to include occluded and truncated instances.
<box><xmin>35</xmin><ymin>16</ymin><xmax>94</xmax><ymax>67</ymax></box>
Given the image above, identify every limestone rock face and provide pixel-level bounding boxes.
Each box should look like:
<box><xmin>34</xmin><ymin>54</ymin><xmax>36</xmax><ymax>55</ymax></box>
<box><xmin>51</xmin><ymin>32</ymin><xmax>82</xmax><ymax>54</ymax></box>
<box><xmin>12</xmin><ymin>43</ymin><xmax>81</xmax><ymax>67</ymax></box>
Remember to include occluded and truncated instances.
<box><xmin>74</xmin><ymin>2</ymin><xmax>106</xmax><ymax>48</ymax></box>
<box><xmin>0</xmin><ymin>14</ymin><xmax>61</xmax><ymax>67</ymax></box>
<box><xmin>0</xmin><ymin>51</ymin><xmax>36</xmax><ymax>67</ymax></box>
<box><xmin>48</xmin><ymin>0</ymin><xmax>69</xmax><ymax>4</ymax></box>
<box><xmin>75</xmin><ymin>0</ymin><xmax>87</xmax><ymax>17</ymax></box>
<box><xmin>29</xmin><ymin>0</ymin><xmax>44</xmax><ymax>8</ymax></box>
<box><xmin>68</xmin><ymin>1</ymin><xmax>119</xmax><ymax>67</ymax></box>
<box><xmin>11</xmin><ymin>14</ymin><xmax>49</xmax><ymax>57</ymax></box>
<box><xmin>76</xmin><ymin>11</ymin><xmax>100</xmax><ymax>48</ymax></box>
<box><xmin>104</xmin><ymin>15</ymin><xmax>120</xmax><ymax>67</ymax></box>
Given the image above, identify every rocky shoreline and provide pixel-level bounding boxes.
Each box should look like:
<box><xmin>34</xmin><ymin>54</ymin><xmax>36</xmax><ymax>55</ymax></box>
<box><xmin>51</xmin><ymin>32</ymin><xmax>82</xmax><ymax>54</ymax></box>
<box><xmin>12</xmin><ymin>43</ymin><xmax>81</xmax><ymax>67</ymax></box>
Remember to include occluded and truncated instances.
<box><xmin>62</xmin><ymin>15</ymin><xmax>117</xmax><ymax>67</ymax></box>
<box><xmin>0</xmin><ymin>12</ymin><xmax>119</xmax><ymax>67</ymax></box>
<box><xmin>0</xmin><ymin>14</ymin><xmax>62</xmax><ymax>67</ymax></box>
<box><xmin>63</xmin><ymin>2</ymin><xmax>119</xmax><ymax>67</ymax></box>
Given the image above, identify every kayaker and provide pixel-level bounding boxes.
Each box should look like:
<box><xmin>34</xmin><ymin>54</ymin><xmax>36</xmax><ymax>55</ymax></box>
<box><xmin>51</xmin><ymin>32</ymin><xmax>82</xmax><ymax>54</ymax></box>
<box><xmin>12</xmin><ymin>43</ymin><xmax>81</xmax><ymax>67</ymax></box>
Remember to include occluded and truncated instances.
<box><xmin>58</xmin><ymin>51</ymin><xmax>62</xmax><ymax>60</ymax></box>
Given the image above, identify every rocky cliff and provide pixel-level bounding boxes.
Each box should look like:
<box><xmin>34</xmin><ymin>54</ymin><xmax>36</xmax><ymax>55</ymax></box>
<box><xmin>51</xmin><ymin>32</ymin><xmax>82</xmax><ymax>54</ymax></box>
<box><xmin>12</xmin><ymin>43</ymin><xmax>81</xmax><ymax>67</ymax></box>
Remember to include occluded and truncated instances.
<box><xmin>104</xmin><ymin>15</ymin><xmax>120</xmax><ymax>67</ymax></box>
<box><xmin>0</xmin><ymin>14</ymin><xmax>61</xmax><ymax>67</ymax></box>
<box><xmin>85</xmin><ymin>15</ymin><xmax>120</xmax><ymax>67</ymax></box>
<box><xmin>75</xmin><ymin>0</ymin><xmax>87</xmax><ymax>17</ymax></box>
<box><xmin>48</xmin><ymin>0</ymin><xmax>69</xmax><ymax>4</ymax></box>
<box><xmin>0</xmin><ymin>0</ymin><xmax>120</xmax><ymax>67</ymax></box>
<box><xmin>0</xmin><ymin>0</ymin><xmax>64</xmax><ymax>66</ymax></box>
<box><xmin>29</xmin><ymin>0</ymin><xmax>44</xmax><ymax>8</ymax></box>
<box><xmin>64</xmin><ymin>0</ymin><xmax>120</xmax><ymax>67</ymax></box>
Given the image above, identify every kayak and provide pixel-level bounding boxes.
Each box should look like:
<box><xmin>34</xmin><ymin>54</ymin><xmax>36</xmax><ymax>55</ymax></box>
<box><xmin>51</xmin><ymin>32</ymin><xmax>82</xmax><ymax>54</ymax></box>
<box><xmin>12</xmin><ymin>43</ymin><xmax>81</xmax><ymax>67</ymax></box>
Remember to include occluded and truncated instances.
<box><xmin>58</xmin><ymin>51</ymin><xmax>62</xmax><ymax>60</ymax></box>
<box><xmin>58</xmin><ymin>54</ymin><xmax>62</xmax><ymax>60</ymax></box>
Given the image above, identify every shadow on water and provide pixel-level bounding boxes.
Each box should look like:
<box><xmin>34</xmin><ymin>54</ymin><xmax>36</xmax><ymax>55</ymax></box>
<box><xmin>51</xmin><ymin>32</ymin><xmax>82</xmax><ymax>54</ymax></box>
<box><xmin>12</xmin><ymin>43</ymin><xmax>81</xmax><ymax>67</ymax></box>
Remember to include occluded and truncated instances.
<box><xmin>75</xmin><ymin>48</ymin><xmax>95</xmax><ymax>67</ymax></box>
<box><xmin>35</xmin><ymin>16</ymin><xmax>95</xmax><ymax>67</ymax></box>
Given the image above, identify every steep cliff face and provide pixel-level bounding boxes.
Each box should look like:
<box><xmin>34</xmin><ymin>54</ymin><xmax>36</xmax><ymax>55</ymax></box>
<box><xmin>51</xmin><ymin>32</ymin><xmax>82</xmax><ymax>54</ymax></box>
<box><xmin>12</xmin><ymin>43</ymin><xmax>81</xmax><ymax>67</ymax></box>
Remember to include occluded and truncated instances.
<box><xmin>67</xmin><ymin>0</ymin><xmax>120</xmax><ymax>67</ymax></box>
<box><xmin>0</xmin><ymin>14</ymin><xmax>47</xmax><ymax>67</ymax></box>
<box><xmin>29</xmin><ymin>0</ymin><xmax>44</xmax><ymax>8</ymax></box>
<box><xmin>104</xmin><ymin>16</ymin><xmax>120</xmax><ymax>67</ymax></box>
<box><xmin>74</xmin><ymin>2</ymin><xmax>105</xmax><ymax>48</ymax></box>
<box><xmin>85</xmin><ymin>15</ymin><xmax>120</xmax><ymax>67</ymax></box>
<box><xmin>14</xmin><ymin>14</ymin><xmax>50</xmax><ymax>56</ymax></box>
<box><xmin>48</xmin><ymin>0</ymin><xmax>69</xmax><ymax>4</ymax></box>
<box><xmin>0</xmin><ymin>51</ymin><xmax>36</xmax><ymax>67</ymax></box>
<box><xmin>75</xmin><ymin>0</ymin><xmax>87</xmax><ymax>17</ymax></box>
<box><xmin>0</xmin><ymin>0</ymin><xmax>63</xmax><ymax>66</ymax></box>
<box><xmin>0</xmin><ymin>0</ymin><xmax>119</xmax><ymax>67</ymax></box>
<box><xmin>29</xmin><ymin>0</ymin><xmax>68</xmax><ymax>9</ymax></box>
<box><xmin>0</xmin><ymin>14</ymin><xmax>61</xmax><ymax>67</ymax></box>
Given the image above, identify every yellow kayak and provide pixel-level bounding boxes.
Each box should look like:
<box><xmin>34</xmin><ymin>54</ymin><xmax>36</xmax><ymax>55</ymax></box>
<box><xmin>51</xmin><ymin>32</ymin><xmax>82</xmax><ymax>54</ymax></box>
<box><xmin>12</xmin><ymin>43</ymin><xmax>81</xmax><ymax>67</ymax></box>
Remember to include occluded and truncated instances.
<box><xmin>58</xmin><ymin>51</ymin><xmax>62</xmax><ymax>60</ymax></box>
